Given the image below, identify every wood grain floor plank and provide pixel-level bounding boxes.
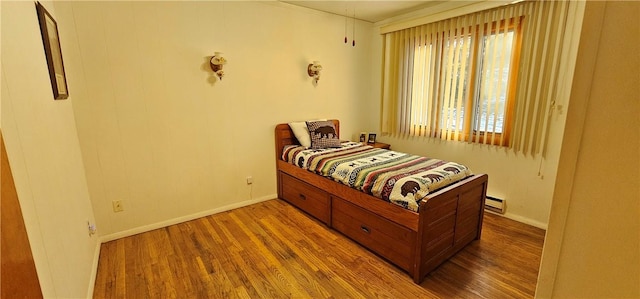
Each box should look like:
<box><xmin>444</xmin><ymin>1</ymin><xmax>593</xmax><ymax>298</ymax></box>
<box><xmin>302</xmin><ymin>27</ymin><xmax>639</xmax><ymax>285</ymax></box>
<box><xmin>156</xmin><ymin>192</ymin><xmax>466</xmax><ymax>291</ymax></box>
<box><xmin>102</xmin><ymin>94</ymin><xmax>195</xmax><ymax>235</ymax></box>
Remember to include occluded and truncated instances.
<box><xmin>93</xmin><ymin>199</ymin><xmax>545</xmax><ymax>299</ymax></box>
<box><xmin>260</xmin><ymin>215</ymin><xmax>369</xmax><ymax>299</ymax></box>
<box><xmin>232</xmin><ymin>209</ymin><xmax>334</xmax><ymax>298</ymax></box>
<box><xmin>220</xmin><ymin>212</ymin><xmax>300</xmax><ymax>298</ymax></box>
<box><xmin>229</xmin><ymin>211</ymin><xmax>313</xmax><ymax>298</ymax></box>
<box><xmin>261</xmin><ymin>207</ymin><xmax>383</xmax><ymax>298</ymax></box>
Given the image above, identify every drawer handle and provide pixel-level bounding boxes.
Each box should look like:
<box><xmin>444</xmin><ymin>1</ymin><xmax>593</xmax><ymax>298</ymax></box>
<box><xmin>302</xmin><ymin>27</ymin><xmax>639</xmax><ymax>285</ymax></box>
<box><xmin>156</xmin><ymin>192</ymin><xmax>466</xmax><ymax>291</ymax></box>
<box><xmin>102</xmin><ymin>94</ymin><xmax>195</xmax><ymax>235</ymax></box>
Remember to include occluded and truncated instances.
<box><xmin>360</xmin><ymin>225</ymin><xmax>370</xmax><ymax>234</ymax></box>
<box><xmin>299</xmin><ymin>194</ymin><xmax>306</xmax><ymax>200</ymax></box>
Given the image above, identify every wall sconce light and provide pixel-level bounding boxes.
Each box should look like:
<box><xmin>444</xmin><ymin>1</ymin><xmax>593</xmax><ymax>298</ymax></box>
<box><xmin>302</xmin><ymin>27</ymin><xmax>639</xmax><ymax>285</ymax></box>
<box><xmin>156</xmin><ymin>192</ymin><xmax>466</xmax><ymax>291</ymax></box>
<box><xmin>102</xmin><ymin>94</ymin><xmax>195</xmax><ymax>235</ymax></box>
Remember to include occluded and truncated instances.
<box><xmin>210</xmin><ymin>52</ymin><xmax>227</xmax><ymax>80</ymax></box>
<box><xmin>307</xmin><ymin>61</ymin><xmax>322</xmax><ymax>83</ymax></box>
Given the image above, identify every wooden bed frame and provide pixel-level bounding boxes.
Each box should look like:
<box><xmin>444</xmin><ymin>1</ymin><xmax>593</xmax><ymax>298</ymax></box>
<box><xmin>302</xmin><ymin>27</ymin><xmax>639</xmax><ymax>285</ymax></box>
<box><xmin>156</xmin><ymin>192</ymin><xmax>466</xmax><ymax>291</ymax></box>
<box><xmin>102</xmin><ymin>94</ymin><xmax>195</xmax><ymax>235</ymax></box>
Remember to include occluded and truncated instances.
<box><xmin>275</xmin><ymin>120</ymin><xmax>488</xmax><ymax>283</ymax></box>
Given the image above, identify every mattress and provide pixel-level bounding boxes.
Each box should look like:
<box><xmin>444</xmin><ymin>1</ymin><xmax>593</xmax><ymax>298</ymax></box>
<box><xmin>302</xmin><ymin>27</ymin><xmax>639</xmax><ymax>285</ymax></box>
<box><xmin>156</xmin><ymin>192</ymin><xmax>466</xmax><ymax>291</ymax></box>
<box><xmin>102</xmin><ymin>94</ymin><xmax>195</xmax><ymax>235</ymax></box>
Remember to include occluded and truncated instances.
<box><xmin>282</xmin><ymin>142</ymin><xmax>472</xmax><ymax>212</ymax></box>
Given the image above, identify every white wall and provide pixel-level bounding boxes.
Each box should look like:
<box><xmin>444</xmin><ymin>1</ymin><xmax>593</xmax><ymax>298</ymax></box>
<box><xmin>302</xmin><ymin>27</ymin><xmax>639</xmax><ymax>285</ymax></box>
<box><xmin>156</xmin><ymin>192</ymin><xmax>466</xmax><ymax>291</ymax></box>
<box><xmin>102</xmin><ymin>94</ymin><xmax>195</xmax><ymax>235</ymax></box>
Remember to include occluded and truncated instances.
<box><xmin>61</xmin><ymin>1</ymin><xmax>374</xmax><ymax>237</ymax></box>
<box><xmin>1</xmin><ymin>1</ymin><xmax>100</xmax><ymax>298</ymax></box>
<box><xmin>536</xmin><ymin>1</ymin><xmax>640</xmax><ymax>297</ymax></box>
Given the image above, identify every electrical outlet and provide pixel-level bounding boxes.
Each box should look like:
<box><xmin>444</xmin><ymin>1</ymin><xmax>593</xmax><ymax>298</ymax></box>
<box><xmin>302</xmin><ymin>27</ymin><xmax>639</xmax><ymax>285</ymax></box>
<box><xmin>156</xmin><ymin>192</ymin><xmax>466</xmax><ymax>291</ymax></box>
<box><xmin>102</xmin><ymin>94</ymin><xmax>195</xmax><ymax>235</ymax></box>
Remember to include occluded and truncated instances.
<box><xmin>112</xmin><ymin>200</ymin><xmax>124</xmax><ymax>212</ymax></box>
<box><xmin>246</xmin><ymin>176</ymin><xmax>253</xmax><ymax>185</ymax></box>
<box><xmin>87</xmin><ymin>221</ymin><xmax>97</xmax><ymax>236</ymax></box>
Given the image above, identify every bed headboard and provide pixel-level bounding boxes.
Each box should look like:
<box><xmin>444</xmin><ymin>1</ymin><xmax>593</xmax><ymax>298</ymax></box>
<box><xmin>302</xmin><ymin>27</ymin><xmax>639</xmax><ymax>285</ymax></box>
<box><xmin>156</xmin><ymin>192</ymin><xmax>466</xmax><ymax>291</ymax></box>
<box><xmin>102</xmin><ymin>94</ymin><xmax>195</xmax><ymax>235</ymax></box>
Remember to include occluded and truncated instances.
<box><xmin>274</xmin><ymin>120</ymin><xmax>340</xmax><ymax>159</ymax></box>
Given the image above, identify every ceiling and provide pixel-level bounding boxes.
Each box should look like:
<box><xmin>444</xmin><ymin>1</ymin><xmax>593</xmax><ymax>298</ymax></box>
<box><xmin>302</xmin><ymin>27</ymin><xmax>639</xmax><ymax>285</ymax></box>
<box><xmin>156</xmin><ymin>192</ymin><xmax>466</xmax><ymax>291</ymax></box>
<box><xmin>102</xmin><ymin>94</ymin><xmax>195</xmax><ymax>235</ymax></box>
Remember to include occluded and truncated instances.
<box><xmin>280</xmin><ymin>1</ymin><xmax>445</xmax><ymax>23</ymax></box>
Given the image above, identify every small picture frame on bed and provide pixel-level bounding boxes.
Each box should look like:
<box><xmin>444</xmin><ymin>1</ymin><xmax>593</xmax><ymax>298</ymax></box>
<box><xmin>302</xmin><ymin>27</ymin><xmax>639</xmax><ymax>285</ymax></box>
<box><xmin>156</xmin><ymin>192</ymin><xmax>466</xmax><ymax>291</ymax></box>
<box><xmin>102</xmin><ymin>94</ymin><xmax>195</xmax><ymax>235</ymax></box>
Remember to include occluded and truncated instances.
<box><xmin>359</xmin><ymin>132</ymin><xmax>367</xmax><ymax>143</ymax></box>
<box><xmin>367</xmin><ymin>133</ymin><xmax>377</xmax><ymax>144</ymax></box>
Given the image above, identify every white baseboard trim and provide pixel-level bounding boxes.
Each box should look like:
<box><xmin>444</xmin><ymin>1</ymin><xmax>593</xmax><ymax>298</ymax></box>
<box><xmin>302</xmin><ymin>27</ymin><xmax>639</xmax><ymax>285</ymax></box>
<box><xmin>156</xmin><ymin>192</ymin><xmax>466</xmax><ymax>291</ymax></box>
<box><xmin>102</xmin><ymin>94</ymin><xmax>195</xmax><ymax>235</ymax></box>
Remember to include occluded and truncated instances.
<box><xmin>86</xmin><ymin>239</ymin><xmax>101</xmax><ymax>299</ymax></box>
<box><xmin>100</xmin><ymin>195</ymin><xmax>276</xmax><ymax>243</ymax></box>
<box><xmin>486</xmin><ymin>210</ymin><xmax>548</xmax><ymax>230</ymax></box>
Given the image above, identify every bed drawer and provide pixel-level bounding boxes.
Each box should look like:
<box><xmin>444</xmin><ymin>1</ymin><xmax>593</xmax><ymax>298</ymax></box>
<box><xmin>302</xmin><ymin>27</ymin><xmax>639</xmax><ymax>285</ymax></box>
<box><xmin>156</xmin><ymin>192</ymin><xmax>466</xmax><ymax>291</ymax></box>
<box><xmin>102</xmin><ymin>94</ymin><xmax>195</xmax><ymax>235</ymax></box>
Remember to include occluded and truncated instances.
<box><xmin>279</xmin><ymin>172</ymin><xmax>331</xmax><ymax>224</ymax></box>
<box><xmin>331</xmin><ymin>197</ymin><xmax>416</xmax><ymax>271</ymax></box>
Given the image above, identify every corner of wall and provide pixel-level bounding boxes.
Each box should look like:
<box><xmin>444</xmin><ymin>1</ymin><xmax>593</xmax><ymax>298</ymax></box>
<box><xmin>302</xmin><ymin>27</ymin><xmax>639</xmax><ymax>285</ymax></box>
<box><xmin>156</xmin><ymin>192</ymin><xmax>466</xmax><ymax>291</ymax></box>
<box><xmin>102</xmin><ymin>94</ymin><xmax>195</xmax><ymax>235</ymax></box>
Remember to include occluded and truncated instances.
<box><xmin>2</xmin><ymin>1</ymin><xmax>100</xmax><ymax>297</ymax></box>
<box><xmin>86</xmin><ymin>240</ymin><xmax>102</xmax><ymax>298</ymax></box>
<box><xmin>534</xmin><ymin>1</ymin><xmax>598</xmax><ymax>297</ymax></box>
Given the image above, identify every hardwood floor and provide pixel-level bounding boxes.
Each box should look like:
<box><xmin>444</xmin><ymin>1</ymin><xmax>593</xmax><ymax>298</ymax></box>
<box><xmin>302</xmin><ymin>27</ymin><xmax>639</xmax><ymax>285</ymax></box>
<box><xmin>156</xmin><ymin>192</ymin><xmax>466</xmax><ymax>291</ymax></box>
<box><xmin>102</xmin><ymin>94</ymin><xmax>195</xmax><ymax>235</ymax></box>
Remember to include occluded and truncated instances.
<box><xmin>93</xmin><ymin>199</ymin><xmax>545</xmax><ymax>299</ymax></box>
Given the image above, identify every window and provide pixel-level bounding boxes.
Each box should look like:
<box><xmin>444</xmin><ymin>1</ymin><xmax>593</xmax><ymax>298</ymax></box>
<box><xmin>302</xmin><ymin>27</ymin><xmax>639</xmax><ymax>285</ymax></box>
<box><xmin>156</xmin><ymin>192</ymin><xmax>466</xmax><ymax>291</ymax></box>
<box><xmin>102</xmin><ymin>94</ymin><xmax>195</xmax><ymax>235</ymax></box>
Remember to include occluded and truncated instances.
<box><xmin>408</xmin><ymin>20</ymin><xmax>522</xmax><ymax>146</ymax></box>
<box><xmin>381</xmin><ymin>1</ymin><xmax>577</xmax><ymax>155</ymax></box>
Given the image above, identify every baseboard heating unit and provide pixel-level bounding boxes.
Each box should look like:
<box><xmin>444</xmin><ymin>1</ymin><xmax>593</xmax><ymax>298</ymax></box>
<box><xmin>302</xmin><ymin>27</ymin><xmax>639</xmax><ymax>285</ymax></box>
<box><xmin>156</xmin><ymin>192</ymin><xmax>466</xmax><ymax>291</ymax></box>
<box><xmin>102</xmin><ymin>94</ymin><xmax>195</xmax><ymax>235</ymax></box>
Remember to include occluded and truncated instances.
<box><xmin>485</xmin><ymin>196</ymin><xmax>505</xmax><ymax>214</ymax></box>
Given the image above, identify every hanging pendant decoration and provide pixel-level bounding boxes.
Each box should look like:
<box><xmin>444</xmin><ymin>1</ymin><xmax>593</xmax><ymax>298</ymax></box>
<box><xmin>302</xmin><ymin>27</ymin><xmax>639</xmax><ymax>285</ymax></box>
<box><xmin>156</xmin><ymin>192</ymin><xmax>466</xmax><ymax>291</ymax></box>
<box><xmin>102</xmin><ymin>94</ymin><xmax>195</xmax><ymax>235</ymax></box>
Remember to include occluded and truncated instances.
<box><xmin>344</xmin><ymin>9</ymin><xmax>348</xmax><ymax>44</ymax></box>
<box><xmin>342</xmin><ymin>8</ymin><xmax>356</xmax><ymax>47</ymax></box>
<box><xmin>352</xmin><ymin>10</ymin><xmax>356</xmax><ymax>47</ymax></box>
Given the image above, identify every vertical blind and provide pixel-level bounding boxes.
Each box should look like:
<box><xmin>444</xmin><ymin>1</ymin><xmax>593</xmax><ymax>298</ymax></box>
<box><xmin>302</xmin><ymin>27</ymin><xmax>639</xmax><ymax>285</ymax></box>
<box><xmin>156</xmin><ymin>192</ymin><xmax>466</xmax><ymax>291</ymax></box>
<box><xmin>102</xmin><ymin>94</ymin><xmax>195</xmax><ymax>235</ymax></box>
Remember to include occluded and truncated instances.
<box><xmin>380</xmin><ymin>0</ymin><xmax>575</xmax><ymax>156</ymax></box>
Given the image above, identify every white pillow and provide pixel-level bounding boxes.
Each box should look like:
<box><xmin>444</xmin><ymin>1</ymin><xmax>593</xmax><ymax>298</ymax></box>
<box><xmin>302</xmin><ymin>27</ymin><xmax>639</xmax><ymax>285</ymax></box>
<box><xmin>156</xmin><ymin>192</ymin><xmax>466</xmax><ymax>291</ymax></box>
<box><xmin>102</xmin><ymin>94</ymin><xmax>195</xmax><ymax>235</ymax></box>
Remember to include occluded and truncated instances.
<box><xmin>288</xmin><ymin>119</ymin><xmax>327</xmax><ymax>148</ymax></box>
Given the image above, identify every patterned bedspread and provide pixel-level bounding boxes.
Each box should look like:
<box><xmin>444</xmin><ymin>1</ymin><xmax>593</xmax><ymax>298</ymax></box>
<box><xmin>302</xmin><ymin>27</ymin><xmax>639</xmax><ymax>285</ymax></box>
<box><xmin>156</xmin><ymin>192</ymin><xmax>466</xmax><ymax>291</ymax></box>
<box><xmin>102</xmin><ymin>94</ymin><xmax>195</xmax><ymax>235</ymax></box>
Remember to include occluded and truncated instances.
<box><xmin>282</xmin><ymin>142</ymin><xmax>472</xmax><ymax>212</ymax></box>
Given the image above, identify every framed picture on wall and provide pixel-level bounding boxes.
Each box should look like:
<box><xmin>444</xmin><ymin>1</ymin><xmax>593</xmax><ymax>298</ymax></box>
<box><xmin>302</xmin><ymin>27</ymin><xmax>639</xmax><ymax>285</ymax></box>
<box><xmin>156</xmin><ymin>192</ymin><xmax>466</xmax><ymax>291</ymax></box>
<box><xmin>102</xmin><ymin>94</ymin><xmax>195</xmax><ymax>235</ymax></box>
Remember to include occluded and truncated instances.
<box><xmin>36</xmin><ymin>2</ymin><xmax>69</xmax><ymax>100</ymax></box>
<box><xmin>367</xmin><ymin>133</ymin><xmax>377</xmax><ymax>144</ymax></box>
